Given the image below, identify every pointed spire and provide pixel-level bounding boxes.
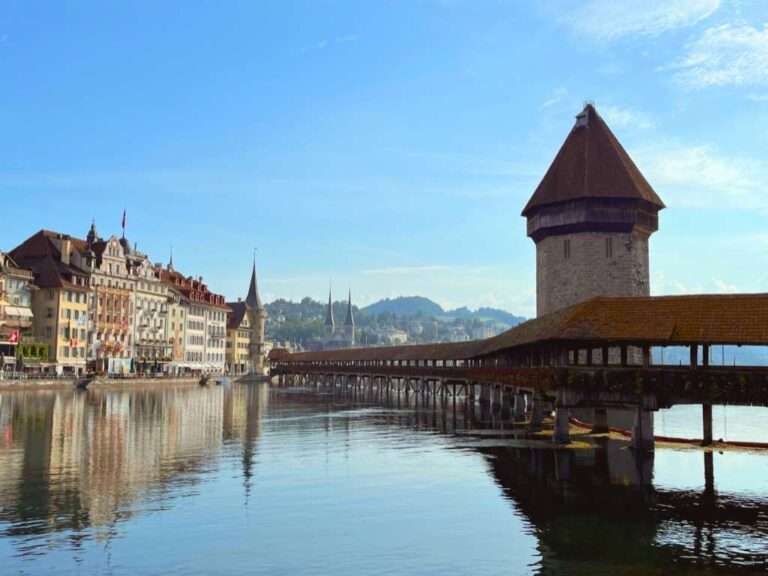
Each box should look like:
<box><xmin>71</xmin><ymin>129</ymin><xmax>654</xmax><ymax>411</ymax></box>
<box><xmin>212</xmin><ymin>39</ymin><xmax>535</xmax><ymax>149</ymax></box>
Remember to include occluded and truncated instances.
<box><xmin>246</xmin><ymin>254</ymin><xmax>263</xmax><ymax>311</ymax></box>
<box><xmin>325</xmin><ymin>283</ymin><xmax>335</xmax><ymax>328</ymax></box>
<box><xmin>168</xmin><ymin>245</ymin><xmax>174</xmax><ymax>270</ymax></box>
<box><xmin>86</xmin><ymin>218</ymin><xmax>99</xmax><ymax>246</ymax></box>
<box><xmin>344</xmin><ymin>289</ymin><xmax>354</xmax><ymax>326</ymax></box>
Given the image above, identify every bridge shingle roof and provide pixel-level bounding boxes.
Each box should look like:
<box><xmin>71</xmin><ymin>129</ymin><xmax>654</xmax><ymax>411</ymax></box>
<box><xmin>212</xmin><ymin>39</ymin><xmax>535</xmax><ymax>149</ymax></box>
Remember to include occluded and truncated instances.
<box><xmin>478</xmin><ymin>293</ymin><xmax>768</xmax><ymax>354</ymax></box>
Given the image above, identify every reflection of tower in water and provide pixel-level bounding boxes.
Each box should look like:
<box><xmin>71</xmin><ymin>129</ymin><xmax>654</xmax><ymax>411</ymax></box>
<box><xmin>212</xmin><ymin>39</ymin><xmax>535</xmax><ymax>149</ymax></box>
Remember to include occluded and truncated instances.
<box><xmin>222</xmin><ymin>384</ymin><xmax>268</xmax><ymax>500</ymax></box>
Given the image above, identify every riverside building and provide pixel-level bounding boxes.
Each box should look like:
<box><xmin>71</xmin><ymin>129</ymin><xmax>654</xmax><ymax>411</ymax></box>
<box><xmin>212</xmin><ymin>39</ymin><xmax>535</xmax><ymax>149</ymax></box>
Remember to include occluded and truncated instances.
<box><xmin>226</xmin><ymin>300</ymin><xmax>252</xmax><ymax>375</ymax></box>
<box><xmin>7</xmin><ymin>218</ymin><xmax>236</xmax><ymax>376</ymax></box>
<box><xmin>0</xmin><ymin>251</ymin><xmax>35</xmax><ymax>371</ymax></box>
<box><xmin>159</xmin><ymin>266</ymin><xmax>229</xmax><ymax>374</ymax></box>
<box><xmin>83</xmin><ymin>224</ymin><xmax>140</xmax><ymax>375</ymax></box>
<box><xmin>165</xmin><ymin>279</ymin><xmax>188</xmax><ymax>376</ymax></box>
<box><xmin>11</xmin><ymin>231</ymin><xmax>91</xmax><ymax>375</ymax></box>
<box><xmin>132</xmin><ymin>252</ymin><xmax>172</xmax><ymax>374</ymax></box>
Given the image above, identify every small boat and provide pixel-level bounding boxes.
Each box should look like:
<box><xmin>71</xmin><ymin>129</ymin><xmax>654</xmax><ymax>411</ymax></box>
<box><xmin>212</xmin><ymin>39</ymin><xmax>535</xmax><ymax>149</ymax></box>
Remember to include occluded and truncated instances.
<box><xmin>199</xmin><ymin>374</ymin><xmax>210</xmax><ymax>387</ymax></box>
<box><xmin>75</xmin><ymin>374</ymin><xmax>97</xmax><ymax>390</ymax></box>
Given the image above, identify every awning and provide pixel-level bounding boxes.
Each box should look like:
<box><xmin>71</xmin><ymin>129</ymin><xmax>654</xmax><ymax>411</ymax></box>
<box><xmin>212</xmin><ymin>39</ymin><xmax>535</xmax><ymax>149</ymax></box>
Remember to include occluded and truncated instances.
<box><xmin>4</xmin><ymin>306</ymin><xmax>33</xmax><ymax>318</ymax></box>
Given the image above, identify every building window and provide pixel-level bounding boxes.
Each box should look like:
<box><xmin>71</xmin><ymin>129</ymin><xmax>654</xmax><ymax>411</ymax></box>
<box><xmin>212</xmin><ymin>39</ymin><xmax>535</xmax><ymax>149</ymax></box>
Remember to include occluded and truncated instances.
<box><xmin>563</xmin><ymin>239</ymin><xmax>571</xmax><ymax>260</ymax></box>
<box><xmin>605</xmin><ymin>237</ymin><xmax>613</xmax><ymax>258</ymax></box>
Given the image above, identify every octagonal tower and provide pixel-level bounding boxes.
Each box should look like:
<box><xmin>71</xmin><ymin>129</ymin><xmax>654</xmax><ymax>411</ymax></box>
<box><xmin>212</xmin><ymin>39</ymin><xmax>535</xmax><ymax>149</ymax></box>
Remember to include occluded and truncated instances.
<box><xmin>523</xmin><ymin>104</ymin><xmax>665</xmax><ymax>317</ymax></box>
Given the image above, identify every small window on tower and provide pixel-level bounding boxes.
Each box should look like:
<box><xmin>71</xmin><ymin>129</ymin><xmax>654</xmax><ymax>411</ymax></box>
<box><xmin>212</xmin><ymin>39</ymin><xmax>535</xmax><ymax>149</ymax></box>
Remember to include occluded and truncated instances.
<box><xmin>563</xmin><ymin>239</ymin><xmax>571</xmax><ymax>259</ymax></box>
<box><xmin>606</xmin><ymin>237</ymin><xmax>613</xmax><ymax>258</ymax></box>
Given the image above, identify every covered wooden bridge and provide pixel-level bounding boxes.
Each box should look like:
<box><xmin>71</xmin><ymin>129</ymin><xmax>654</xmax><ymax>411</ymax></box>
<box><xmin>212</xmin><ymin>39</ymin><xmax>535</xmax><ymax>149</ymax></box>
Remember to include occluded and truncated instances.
<box><xmin>270</xmin><ymin>294</ymin><xmax>768</xmax><ymax>450</ymax></box>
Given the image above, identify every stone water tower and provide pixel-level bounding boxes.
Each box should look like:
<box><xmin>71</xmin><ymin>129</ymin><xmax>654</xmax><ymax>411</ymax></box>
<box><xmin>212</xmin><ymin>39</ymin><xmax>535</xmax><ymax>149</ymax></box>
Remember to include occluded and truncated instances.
<box><xmin>523</xmin><ymin>104</ymin><xmax>665</xmax><ymax>317</ymax></box>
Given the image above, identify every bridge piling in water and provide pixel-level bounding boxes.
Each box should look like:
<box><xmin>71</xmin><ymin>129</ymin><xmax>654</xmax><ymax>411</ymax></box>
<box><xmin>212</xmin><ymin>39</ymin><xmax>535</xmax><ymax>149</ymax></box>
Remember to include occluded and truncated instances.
<box><xmin>553</xmin><ymin>407</ymin><xmax>570</xmax><ymax>444</ymax></box>
<box><xmin>513</xmin><ymin>391</ymin><xmax>526</xmax><ymax>421</ymax></box>
<box><xmin>702</xmin><ymin>403</ymin><xmax>713</xmax><ymax>446</ymax></box>
<box><xmin>631</xmin><ymin>407</ymin><xmax>654</xmax><ymax>452</ymax></box>
<box><xmin>591</xmin><ymin>408</ymin><xmax>609</xmax><ymax>434</ymax></box>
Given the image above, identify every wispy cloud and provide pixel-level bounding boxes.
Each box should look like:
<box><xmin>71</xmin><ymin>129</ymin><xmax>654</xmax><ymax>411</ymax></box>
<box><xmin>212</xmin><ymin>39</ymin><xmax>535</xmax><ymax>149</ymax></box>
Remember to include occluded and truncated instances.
<box><xmin>634</xmin><ymin>142</ymin><xmax>765</xmax><ymax>210</ymax></box>
<box><xmin>565</xmin><ymin>0</ymin><xmax>720</xmax><ymax>41</ymax></box>
<box><xmin>302</xmin><ymin>34</ymin><xmax>359</xmax><ymax>53</ymax></box>
<box><xmin>540</xmin><ymin>86</ymin><xmax>568</xmax><ymax>110</ymax></box>
<box><xmin>652</xmin><ymin>271</ymin><xmax>746</xmax><ymax>296</ymax></box>
<box><xmin>670</xmin><ymin>22</ymin><xmax>768</xmax><ymax>88</ymax></box>
<box><xmin>600</xmin><ymin>104</ymin><xmax>655</xmax><ymax>130</ymax></box>
<box><xmin>713</xmin><ymin>278</ymin><xmax>738</xmax><ymax>292</ymax></box>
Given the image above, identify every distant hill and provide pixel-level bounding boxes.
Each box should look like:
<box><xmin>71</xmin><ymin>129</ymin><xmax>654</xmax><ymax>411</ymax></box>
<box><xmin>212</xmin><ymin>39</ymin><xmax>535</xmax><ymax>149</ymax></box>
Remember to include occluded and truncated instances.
<box><xmin>447</xmin><ymin>306</ymin><xmax>525</xmax><ymax>326</ymax></box>
<box><xmin>361</xmin><ymin>296</ymin><xmax>525</xmax><ymax>326</ymax></box>
<box><xmin>361</xmin><ymin>296</ymin><xmax>444</xmax><ymax>317</ymax></box>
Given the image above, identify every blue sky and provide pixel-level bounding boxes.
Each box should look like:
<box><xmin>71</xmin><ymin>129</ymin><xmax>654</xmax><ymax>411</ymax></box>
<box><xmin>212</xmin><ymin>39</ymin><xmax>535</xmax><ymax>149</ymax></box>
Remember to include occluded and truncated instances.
<box><xmin>1</xmin><ymin>0</ymin><xmax>767</xmax><ymax>316</ymax></box>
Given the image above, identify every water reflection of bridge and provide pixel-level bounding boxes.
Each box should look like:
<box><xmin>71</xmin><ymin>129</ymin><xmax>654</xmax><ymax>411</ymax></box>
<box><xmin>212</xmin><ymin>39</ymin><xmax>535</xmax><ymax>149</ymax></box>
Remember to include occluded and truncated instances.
<box><xmin>0</xmin><ymin>384</ymin><xmax>267</xmax><ymax>549</ymax></box>
<box><xmin>310</xmin><ymin>385</ymin><xmax>768</xmax><ymax>573</ymax></box>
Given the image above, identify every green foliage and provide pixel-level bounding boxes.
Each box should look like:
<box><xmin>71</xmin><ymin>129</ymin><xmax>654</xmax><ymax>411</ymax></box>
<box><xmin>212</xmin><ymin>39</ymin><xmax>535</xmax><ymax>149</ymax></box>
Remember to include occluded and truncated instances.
<box><xmin>18</xmin><ymin>342</ymin><xmax>49</xmax><ymax>362</ymax></box>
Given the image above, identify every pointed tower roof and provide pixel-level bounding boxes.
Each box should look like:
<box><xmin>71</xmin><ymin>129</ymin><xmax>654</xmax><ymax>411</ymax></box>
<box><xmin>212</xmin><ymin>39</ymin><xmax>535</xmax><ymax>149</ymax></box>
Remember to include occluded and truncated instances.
<box><xmin>246</xmin><ymin>258</ymin><xmax>263</xmax><ymax>310</ymax></box>
<box><xmin>344</xmin><ymin>289</ymin><xmax>354</xmax><ymax>326</ymax></box>
<box><xmin>522</xmin><ymin>104</ymin><xmax>664</xmax><ymax>217</ymax></box>
<box><xmin>86</xmin><ymin>219</ymin><xmax>99</xmax><ymax>247</ymax></box>
<box><xmin>325</xmin><ymin>286</ymin><xmax>335</xmax><ymax>327</ymax></box>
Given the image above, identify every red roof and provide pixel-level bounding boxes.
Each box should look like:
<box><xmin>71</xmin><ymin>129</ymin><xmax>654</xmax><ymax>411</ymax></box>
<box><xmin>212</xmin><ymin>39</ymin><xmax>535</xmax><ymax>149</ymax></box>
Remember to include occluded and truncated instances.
<box><xmin>522</xmin><ymin>104</ymin><xmax>665</xmax><ymax>217</ymax></box>
<box><xmin>157</xmin><ymin>266</ymin><xmax>230</xmax><ymax>310</ymax></box>
<box><xmin>227</xmin><ymin>301</ymin><xmax>248</xmax><ymax>329</ymax></box>
<box><xmin>10</xmin><ymin>230</ymin><xmax>90</xmax><ymax>290</ymax></box>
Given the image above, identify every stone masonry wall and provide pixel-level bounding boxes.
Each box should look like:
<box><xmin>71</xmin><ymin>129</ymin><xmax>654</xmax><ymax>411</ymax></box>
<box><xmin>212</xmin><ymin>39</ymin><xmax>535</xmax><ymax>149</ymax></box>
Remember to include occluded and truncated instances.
<box><xmin>536</xmin><ymin>230</ymin><xmax>650</xmax><ymax>317</ymax></box>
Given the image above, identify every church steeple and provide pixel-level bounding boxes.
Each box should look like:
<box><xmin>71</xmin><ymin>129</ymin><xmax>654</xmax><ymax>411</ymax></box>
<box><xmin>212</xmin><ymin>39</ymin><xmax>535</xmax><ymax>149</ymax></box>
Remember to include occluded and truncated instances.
<box><xmin>343</xmin><ymin>289</ymin><xmax>355</xmax><ymax>346</ymax></box>
<box><xmin>168</xmin><ymin>245</ymin><xmax>174</xmax><ymax>271</ymax></box>
<box><xmin>246</xmin><ymin>256</ymin><xmax>263</xmax><ymax>311</ymax></box>
<box><xmin>325</xmin><ymin>285</ymin><xmax>335</xmax><ymax>334</ymax></box>
<box><xmin>344</xmin><ymin>289</ymin><xmax>354</xmax><ymax>327</ymax></box>
<box><xmin>86</xmin><ymin>219</ymin><xmax>99</xmax><ymax>247</ymax></box>
<box><xmin>245</xmin><ymin>256</ymin><xmax>267</xmax><ymax>378</ymax></box>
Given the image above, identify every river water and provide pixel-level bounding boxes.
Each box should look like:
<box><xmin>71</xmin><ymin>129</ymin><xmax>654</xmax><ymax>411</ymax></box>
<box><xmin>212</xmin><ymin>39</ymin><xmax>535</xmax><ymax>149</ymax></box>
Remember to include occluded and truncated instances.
<box><xmin>0</xmin><ymin>383</ymin><xmax>766</xmax><ymax>575</ymax></box>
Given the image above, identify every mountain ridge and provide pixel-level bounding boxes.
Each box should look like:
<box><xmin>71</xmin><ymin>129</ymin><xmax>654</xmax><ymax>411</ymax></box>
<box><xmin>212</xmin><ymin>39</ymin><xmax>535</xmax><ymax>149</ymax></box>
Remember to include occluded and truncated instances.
<box><xmin>360</xmin><ymin>296</ymin><xmax>525</xmax><ymax>325</ymax></box>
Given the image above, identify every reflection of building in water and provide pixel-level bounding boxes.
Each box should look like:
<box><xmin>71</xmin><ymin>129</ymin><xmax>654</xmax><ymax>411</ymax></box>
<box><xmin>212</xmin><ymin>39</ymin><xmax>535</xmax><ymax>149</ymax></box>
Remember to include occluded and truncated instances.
<box><xmin>0</xmin><ymin>384</ymin><xmax>267</xmax><ymax>548</ymax></box>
